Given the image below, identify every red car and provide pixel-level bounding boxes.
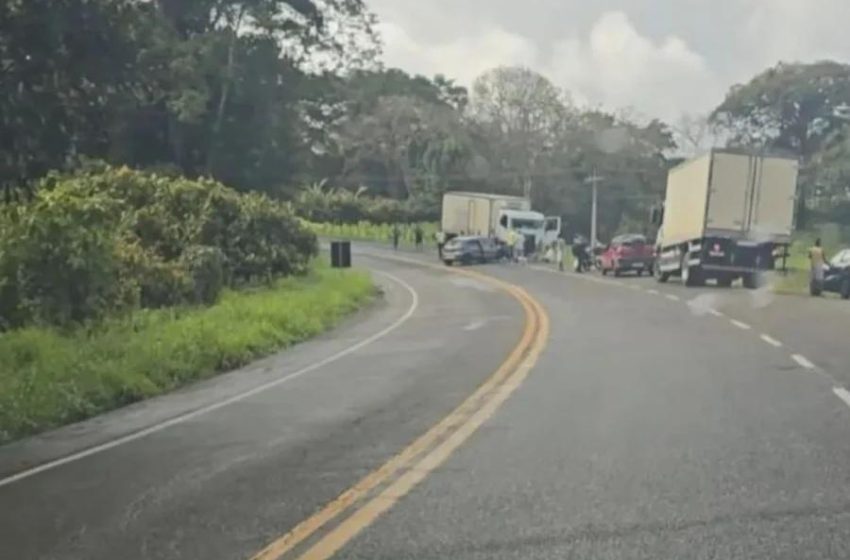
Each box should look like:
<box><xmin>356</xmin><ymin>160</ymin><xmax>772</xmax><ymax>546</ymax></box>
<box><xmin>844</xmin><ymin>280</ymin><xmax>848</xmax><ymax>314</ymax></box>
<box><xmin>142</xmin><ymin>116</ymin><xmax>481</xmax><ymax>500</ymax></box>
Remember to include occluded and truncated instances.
<box><xmin>598</xmin><ymin>234</ymin><xmax>655</xmax><ymax>277</ymax></box>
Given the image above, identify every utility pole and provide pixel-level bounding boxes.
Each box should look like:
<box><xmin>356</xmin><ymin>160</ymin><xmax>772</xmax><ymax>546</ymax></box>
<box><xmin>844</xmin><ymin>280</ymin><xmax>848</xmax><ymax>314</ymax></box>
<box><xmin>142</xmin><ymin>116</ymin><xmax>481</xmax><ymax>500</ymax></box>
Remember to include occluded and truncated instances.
<box><xmin>585</xmin><ymin>168</ymin><xmax>604</xmax><ymax>250</ymax></box>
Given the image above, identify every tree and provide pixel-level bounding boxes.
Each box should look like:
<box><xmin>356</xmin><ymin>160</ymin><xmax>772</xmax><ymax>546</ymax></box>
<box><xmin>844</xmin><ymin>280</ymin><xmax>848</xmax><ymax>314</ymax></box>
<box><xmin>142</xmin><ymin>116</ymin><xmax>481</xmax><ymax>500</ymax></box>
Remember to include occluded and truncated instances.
<box><xmin>710</xmin><ymin>61</ymin><xmax>850</xmax><ymax>226</ymax></box>
<box><xmin>0</xmin><ymin>0</ymin><xmax>148</xmax><ymax>200</ymax></box>
<box><xmin>0</xmin><ymin>0</ymin><xmax>382</xmax><ymax>198</ymax></box>
<box><xmin>468</xmin><ymin>67</ymin><xmax>573</xmax><ymax>198</ymax></box>
<box><xmin>337</xmin><ymin>95</ymin><xmax>471</xmax><ymax>202</ymax></box>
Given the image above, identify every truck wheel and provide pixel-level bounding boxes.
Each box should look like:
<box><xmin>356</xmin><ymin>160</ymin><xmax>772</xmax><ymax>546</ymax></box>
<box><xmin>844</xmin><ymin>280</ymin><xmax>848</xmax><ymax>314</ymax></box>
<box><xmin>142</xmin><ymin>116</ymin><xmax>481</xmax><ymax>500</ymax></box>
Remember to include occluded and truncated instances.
<box><xmin>655</xmin><ymin>262</ymin><xmax>670</xmax><ymax>283</ymax></box>
<box><xmin>681</xmin><ymin>254</ymin><xmax>702</xmax><ymax>287</ymax></box>
<box><xmin>743</xmin><ymin>273</ymin><xmax>762</xmax><ymax>290</ymax></box>
<box><xmin>842</xmin><ymin>279</ymin><xmax>850</xmax><ymax>300</ymax></box>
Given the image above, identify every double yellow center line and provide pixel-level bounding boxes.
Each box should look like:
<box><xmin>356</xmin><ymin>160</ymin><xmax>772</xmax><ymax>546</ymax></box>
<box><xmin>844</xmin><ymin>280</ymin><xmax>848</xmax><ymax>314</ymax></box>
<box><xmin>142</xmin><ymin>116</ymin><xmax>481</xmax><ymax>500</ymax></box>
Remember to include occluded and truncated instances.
<box><xmin>250</xmin><ymin>264</ymin><xmax>550</xmax><ymax>560</ymax></box>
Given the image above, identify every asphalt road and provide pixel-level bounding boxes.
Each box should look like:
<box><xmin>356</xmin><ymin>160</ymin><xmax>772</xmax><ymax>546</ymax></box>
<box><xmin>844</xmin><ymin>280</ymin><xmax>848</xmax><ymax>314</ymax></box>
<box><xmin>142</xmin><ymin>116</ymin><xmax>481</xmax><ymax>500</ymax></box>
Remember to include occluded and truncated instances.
<box><xmin>4</xmin><ymin>247</ymin><xmax>850</xmax><ymax>559</ymax></box>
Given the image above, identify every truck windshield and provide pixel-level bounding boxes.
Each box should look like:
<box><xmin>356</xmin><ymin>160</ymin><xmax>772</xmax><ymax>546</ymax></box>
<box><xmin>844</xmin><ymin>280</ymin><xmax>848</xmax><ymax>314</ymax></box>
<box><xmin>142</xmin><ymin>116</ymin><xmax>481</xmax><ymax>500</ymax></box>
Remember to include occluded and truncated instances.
<box><xmin>511</xmin><ymin>219</ymin><xmax>543</xmax><ymax>229</ymax></box>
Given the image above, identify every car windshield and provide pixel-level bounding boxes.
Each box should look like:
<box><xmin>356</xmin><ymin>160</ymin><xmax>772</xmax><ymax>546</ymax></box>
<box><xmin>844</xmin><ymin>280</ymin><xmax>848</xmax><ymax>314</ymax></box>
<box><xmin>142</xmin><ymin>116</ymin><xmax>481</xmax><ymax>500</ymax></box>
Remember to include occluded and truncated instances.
<box><xmin>830</xmin><ymin>250</ymin><xmax>850</xmax><ymax>267</ymax></box>
<box><xmin>614</xmin><ymin>235</ymin><xmax>647</xmax><ymax>246</ymax></box>
<box><xmin>7</xmin><ymin>3</ymin><xmax>850</xmax><ymax>560</ymax></box>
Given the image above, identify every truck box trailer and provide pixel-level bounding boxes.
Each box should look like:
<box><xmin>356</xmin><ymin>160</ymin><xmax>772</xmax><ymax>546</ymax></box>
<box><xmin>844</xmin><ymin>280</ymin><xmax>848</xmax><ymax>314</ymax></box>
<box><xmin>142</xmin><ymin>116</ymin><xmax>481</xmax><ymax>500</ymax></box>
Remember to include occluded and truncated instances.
<box><xmin>441</xmin><ymin>192</ymin><xmax>530</xmax><ymax>237</ymax></box>
<box><xmin>440</xmin><ymin>192</ymin><xmax>561</xmax><ymax>248</ymax></box>
<box><xmin>654</xmin><ymin>150</ymin><xmax>798</xmax><ymax>288</ymax></box>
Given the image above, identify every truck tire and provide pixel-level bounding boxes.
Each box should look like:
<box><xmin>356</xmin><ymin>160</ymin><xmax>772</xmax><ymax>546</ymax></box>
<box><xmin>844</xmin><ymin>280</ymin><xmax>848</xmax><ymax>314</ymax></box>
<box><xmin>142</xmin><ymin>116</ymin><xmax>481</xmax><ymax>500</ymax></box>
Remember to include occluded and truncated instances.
<box><xmin>743</xmin><ymin>273</ymin><xmax>762</xmax><ymax>290</ymax></box>
<box><xmin>681</xmin><ymin>253</ymin><xmax>703</xmax><ymax>287</ymax></box>
<box><xmin>655</xmin><ymin>261</ymin><xmax>670</xmax><ymax>283</ymax></box>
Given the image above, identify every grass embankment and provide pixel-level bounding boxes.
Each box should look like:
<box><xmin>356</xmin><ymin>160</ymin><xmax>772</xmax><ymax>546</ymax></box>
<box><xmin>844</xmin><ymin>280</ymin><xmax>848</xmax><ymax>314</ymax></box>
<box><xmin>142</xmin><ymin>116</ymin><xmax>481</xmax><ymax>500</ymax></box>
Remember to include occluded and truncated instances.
<box><xmin>305</xmin><ymin>221</ymin><xmax>439</xmax><ymax>248</ymax></box>
<box><xmin>0</xmin><ymin>265</ymin><xmax>373</xmax><ymax>444</ymax></box>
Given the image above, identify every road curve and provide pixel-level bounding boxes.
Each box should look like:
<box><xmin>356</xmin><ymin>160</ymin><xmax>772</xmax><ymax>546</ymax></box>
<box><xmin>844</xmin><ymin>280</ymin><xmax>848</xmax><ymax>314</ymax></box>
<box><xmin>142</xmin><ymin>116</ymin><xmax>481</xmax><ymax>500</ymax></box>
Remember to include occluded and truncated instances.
<box><xmin>5</xmin><ymin>246</ymin><xmax>850</xmax><ymax>560</ymax></box>
<box><xmin>326</xmin><ymin>254</ymin><xmax>850</xmax><ymax>560</ymax></box>
<box><xmin>0</xmin><ymin>255</ymin><xmax>526</xmax><ymax>560</ymax></box>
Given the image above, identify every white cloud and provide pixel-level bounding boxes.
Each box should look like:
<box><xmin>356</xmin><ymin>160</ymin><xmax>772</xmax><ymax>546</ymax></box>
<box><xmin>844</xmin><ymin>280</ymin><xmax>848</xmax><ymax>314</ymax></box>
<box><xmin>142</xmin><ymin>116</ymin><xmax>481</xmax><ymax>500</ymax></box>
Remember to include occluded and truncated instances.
<box><xmin>378</xmin><ymin>21</ymin><xmax>537</xmax><ymax>85</ymax></box>
<box><xmin>378</xmin><ymin>10</ymin><xmax>721</xmax><ymax>123</ymax></box>
<box><xmin>741</xmin><ymin>0</ymin><xmax>850</xmax><ymax>71</ymax></box>
<box><xmin>545</xmin><ymin>11</ymin><xmax>722</xmax><ymax>121</ymax></box>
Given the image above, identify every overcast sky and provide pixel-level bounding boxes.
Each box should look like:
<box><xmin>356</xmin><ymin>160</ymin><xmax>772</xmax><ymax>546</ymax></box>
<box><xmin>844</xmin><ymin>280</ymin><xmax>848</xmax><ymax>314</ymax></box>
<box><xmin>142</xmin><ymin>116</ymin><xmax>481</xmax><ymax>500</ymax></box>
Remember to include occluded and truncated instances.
<box><xmin>367</xmin><ymin>0</ymin><xmax>850</xmax><ymax>123</ymax></box>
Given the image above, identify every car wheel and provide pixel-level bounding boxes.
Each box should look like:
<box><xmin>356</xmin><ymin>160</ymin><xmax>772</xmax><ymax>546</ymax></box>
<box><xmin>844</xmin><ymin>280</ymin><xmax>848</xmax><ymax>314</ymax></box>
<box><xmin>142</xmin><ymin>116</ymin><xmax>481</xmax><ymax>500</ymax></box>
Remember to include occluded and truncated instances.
<box><xmin>444</xmin><ymin>260</ymin><xmax>453</xmax><ymax>267</ymax></box>
<box><xmin>842</xmin><ymin>278</ymin><xmax>850</xmax><ymax>300</ymax></box>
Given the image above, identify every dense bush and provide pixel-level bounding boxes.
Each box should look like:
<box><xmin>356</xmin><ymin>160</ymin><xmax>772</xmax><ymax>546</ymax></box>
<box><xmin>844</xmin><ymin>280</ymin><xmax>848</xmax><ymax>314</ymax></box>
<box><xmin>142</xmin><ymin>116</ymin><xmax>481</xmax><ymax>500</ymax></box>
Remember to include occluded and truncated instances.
<box><xmin>0</xmin><ymin>167</ymin><xmax>317</xmax><ymax>329</ymax></box>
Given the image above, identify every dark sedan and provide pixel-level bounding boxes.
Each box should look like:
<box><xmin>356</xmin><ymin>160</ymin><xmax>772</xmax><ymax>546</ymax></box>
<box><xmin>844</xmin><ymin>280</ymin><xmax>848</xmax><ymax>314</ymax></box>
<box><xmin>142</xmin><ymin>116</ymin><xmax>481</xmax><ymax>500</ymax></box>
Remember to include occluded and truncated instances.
<box><xmin>442</xmin><ymin>236</ymin><xmax>502</xmax><ymax>266</ymax></box>
<box><xmin>817</xmin><ymin>248</ymin><xmax>850</xmax><ymax>298</ymax></box>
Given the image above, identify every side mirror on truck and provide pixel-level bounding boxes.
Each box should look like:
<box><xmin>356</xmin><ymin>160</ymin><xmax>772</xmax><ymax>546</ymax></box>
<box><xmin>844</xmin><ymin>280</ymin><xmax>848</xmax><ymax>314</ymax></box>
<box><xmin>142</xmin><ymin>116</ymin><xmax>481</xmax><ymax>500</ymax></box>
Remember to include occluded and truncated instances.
<box><xmin>649</xmin><ymin>205</ymin><xmax>664</xmax><ymax>226</ymax></box>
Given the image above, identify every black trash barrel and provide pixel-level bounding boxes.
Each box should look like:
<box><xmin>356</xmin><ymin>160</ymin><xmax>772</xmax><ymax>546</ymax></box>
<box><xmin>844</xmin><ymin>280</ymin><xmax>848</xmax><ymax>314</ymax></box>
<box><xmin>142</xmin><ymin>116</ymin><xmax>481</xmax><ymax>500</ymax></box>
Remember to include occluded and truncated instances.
<box><xmin>330</xmin><ymin>241</ymin><xmax>352</xmax><ymax>268</ymax></box>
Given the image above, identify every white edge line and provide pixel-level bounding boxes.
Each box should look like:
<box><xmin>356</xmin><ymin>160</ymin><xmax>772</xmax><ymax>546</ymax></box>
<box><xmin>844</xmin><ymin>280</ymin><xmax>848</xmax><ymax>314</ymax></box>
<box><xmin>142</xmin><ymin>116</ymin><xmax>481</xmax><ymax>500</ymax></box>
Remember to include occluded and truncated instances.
<box><xmin>647</xmin><ymin>289</ymin><xmax>660</xmax><ymax>295</ymax></box>
<box><xmin>665</xmin><ymin>294</ymin><xmax>680</xmax><ymax>302</ymax></box>
<box><xmin>760</xmin><ymin>334</ymin><xmax>783</xmax><ymax>348</ymax></box>
<box><xmin>0</xmin><ymin>270</ymin><xmax>419</xmax><ymax>489</ymax></box>
<box><xmin>833</xmin><ymin>387</ymin><xmax>850</xmax><ymax>408</ymax></box>
<box><xmin>792</xmin><ymin>354</ymin><xmax>816</xmax><ymax>370</ymax></box>
<box><xmin>730</xmin><ymin>319</ymin><xmax>751</xmax><ymax>330</ymax></box>
<box><xmin>707</xmin><ymin>308</ymin><xmax>724</xmax><ymax>318</ymax></box>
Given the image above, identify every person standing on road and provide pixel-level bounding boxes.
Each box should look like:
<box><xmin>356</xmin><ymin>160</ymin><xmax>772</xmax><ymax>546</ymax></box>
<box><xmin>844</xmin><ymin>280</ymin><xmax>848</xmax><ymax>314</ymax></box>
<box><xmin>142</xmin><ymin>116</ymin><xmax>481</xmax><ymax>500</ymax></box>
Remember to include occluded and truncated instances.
<box><xmin>436</xmin><ymin>230</ymin><xmax>446</xmax><ymax>259</ymax></box>
<box><xmin>391</xmin><ymin>224</ymin><xmax>401</xmax><ymax>251</ymax></box>
<box><xmin>809</xmin><ymin>238</ymin><xmax>827</xmax><ymax>291</ymax></box>
<box><xmin>513</xmin><ymin>230</ymin><xmax>525</xmax><ymax>263</ymax></box>
<box><xmin>555</xmin><ymin>238</ymin><xmax>565</xmax><ymax>272</ymax></box>
<box><xmin>414</xmin><ymin>225</ymin><xmax>424</xmax><ymax>251</ymax></box>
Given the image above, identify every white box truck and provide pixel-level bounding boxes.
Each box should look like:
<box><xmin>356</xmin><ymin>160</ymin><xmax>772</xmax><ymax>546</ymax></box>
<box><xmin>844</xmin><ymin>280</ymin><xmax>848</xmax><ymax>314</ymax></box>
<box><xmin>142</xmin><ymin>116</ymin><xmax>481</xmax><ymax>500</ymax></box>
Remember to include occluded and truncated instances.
<box><xmin>654</xmin><ymin>150</ymin><xmax>798</xmax><ymax>288</ymax></box>
<box><xmin>440</xmin><ymin>192</ymin><xmax>561</xmax><ymax>248</ymax></box>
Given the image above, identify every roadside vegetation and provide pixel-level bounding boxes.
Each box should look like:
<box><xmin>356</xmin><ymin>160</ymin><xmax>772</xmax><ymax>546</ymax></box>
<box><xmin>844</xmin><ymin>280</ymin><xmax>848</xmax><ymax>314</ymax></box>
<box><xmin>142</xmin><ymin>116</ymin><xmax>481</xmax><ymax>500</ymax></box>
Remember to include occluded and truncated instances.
<box><xmin>305</xmin><ymin>220</ymin><xmax>439</xmax><ymax>247</ymax></box>
<box><xmin>0</xmin><ymin>166</ymin><xmax>374</xmax><ymax>442</ymax></box>
<box><xmin>0</xmin><ymin>265</ymin><xmax>373</xmax><ymax>443</ymax></box>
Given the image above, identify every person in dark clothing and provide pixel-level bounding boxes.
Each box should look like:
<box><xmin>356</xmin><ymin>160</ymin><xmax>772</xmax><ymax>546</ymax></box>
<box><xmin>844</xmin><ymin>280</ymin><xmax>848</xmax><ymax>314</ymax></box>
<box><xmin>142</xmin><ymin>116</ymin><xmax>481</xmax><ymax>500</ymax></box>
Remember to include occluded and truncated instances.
<box><xmin>391</xmin><ymin>224</ymin><xmax>401</xmax><ymax>250</ymax></box>
<box><xmin>414</xmin><ymin>225</ymin><xmax>424</xmax><ymax>250</ymax></box>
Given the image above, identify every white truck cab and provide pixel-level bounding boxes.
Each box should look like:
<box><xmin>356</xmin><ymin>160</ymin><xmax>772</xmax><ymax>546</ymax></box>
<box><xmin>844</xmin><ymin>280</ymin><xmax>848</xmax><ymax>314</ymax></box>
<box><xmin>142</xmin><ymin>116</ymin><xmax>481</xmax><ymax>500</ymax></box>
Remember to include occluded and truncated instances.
<box><xmin>496</xmin><ymin>210</ymin><xmax>561</xmax><ymax>247</ymax></box>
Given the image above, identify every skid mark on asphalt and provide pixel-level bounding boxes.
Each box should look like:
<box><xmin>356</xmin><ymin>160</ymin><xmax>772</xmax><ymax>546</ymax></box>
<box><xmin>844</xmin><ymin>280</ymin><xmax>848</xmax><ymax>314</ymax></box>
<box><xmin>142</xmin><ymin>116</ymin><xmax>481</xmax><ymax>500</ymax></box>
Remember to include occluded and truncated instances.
<box><xmin>0</xmin><ymin>271</ymin><xmax>420</xmax><ymax>490</ymax></box>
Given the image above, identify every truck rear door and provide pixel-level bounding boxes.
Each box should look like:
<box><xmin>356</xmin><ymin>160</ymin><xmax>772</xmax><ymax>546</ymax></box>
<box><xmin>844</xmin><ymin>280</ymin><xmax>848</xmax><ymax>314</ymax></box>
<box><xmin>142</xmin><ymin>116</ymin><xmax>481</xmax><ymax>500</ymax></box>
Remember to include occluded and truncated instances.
<box><xmin>749</xmin><ymin>157</ymin><xmax>797</xmax><ymax>241</ymax></box>
<box><xmin>706</xmin><ymin>152</ymin><xmax>753</xmax><ymax>235</ymax></box>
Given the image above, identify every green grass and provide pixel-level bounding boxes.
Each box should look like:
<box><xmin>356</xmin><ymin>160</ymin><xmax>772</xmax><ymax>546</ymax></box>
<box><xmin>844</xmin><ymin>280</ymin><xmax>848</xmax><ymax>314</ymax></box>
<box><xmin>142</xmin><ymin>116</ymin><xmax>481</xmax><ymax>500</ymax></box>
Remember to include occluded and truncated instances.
<box><xmin>304</xmin><ymin>220</ymin><xmax>439</xmax><ymax>248</ymax></box>
<box><xmin>0</xmin><ymin>264</ymin><xmax>374</xmax><ymax>443</ymax></box>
